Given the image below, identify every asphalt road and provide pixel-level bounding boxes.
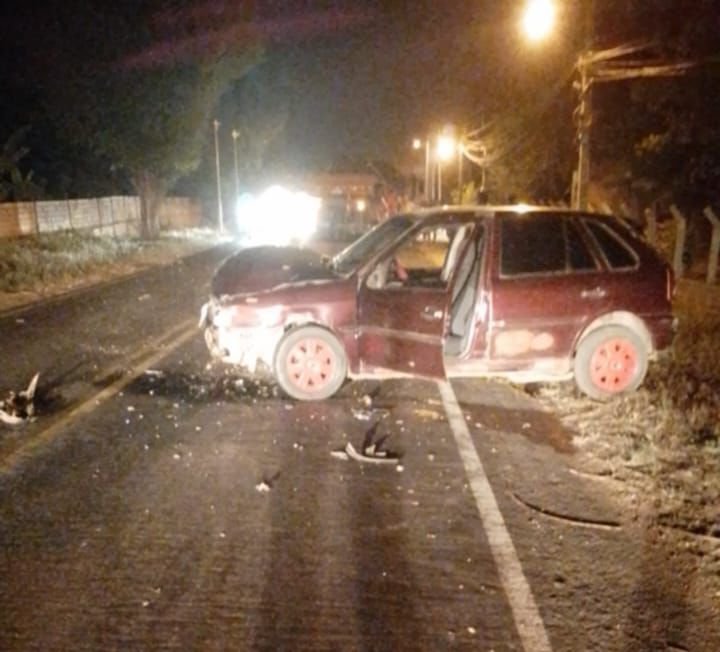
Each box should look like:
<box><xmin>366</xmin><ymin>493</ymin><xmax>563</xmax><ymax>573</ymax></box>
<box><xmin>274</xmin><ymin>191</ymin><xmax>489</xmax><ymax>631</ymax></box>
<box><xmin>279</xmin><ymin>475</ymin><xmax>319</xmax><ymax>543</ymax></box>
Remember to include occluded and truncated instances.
<box><xmin>1</xmin><ymin>244</ymin><xmax>718</xmax><ymax>651</ymax></box>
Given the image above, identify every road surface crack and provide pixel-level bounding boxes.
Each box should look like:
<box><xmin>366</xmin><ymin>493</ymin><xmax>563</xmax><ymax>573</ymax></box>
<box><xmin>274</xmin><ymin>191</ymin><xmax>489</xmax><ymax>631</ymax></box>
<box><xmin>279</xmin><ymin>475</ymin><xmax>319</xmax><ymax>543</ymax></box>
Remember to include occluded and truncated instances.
<box><xmin>510</xmin><ymin>491</ymin><xmax>622</xmax><ymax>530</ymax></box>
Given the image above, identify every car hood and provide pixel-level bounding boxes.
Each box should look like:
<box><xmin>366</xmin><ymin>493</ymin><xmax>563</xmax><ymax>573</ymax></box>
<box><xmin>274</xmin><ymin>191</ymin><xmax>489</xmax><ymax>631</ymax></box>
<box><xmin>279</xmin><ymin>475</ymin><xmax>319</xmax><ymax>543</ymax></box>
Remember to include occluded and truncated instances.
<box><xmin>211</xmin><ymin>245</ymin><xmax>338</xmax><ymax>297</ymax></box>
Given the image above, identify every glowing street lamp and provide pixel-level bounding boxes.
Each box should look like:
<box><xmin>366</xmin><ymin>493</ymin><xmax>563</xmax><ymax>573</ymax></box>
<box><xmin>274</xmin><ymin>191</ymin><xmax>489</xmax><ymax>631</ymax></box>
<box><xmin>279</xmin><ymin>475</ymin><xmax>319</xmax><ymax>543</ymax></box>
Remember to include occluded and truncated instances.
<box><xmin>521</xmin><ymin>0</ymin><xmax>556</xmax><ymax>43</ymax></box>
<box><xmin>436</xmin><ymin>135</ymin><xmax>456</xmax><ymax>162</ymax></box>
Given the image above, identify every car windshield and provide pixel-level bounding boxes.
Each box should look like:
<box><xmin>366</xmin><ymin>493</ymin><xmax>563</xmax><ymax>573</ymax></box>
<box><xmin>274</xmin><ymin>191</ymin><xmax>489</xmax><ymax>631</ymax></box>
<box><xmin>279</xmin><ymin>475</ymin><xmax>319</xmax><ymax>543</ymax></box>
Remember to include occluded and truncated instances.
<box><xmin>331</xmin><ymin>215</ymin><xmax>416</xmax><ymax>274</ymax></box>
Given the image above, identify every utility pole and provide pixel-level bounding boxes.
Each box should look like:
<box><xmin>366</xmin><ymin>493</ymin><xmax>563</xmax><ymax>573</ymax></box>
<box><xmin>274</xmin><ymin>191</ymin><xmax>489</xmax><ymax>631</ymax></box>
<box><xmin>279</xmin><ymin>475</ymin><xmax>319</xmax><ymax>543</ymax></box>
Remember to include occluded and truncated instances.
<box><xmin>213</xmin><ymin>119</ymin><xmax>224</xmax><ymax>232</ymax></box>
<box><xmin>574</xmin><ymin>56</ymin><xmax>591</xmax><ymax>210</ymax></box>
<box><xmin>424</xmin><ymin>139</ymin><xmax>431</xmax><ymax>203</ymax></box>
<box><xmin>437</xmin><ymin>160</ymin><xmax>443</xmax><ymax>204</ymax></box>
<box><xmin>573</xmin><ymin>0</ymin><xmax>594</xmax><ymax>210</ymax></box>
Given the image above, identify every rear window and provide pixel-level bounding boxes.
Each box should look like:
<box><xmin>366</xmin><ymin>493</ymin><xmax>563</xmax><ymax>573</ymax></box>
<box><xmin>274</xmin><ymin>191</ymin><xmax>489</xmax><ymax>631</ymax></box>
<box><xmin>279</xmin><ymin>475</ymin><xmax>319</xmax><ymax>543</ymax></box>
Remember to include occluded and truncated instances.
<box><xmin>567</xmin><ymin>220</ymin><xmax>598</xmax><ymax>271</ymax></box>
<box><xmin>500</xmin><ymin>214</ymin><xmax>566</xmax><ymax>276</ymax></box>
<box><xmin>583</xmin><ymin>219</ymin><xmax>638</xmax><ymax>269</ymax></box>
<box><xmin>500</xmin><ymin>213</ymin><xmax>598</xmax><ymax>276</ymax></box>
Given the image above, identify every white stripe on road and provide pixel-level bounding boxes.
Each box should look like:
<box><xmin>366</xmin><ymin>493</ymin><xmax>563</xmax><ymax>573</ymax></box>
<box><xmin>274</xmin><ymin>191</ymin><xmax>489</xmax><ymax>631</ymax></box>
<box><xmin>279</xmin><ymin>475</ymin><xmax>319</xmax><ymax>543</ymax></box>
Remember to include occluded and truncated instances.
<box><xmin>0</xmin><ymin>320</ymin><xmax>199</xmax><ymax>476</ymax></box>
<box><xmin>438</xmin><ymin>380</ymin><xmax>553</xmax><ymax>652</ymax></box>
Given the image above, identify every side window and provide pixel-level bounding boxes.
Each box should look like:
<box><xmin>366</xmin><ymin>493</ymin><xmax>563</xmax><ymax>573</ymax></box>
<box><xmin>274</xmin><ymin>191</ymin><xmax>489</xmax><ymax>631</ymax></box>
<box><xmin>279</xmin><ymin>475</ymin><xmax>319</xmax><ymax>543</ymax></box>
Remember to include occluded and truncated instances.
<box><xmin>500</xmin><ymin>214</ymin><xmax>566</xmax><ymax>276</ymax></box>
<box><xmin>566</xmin><ymin>219</ymin><xmax>598</xmax><ymax>271</ymax></box>
<box><xmin>584</xmin><ymin>219</ymin><xmax>638</xmax><ymax>269</ymax></box>
<box><xmin>366</xmin><ymin>222</ymin><xmax>474</xmax><ymax>289</ymax></box>
<box><xmin>390</xmin><ymin>224</ymin><xmax>453</xmax><ymax>286</ymax></box>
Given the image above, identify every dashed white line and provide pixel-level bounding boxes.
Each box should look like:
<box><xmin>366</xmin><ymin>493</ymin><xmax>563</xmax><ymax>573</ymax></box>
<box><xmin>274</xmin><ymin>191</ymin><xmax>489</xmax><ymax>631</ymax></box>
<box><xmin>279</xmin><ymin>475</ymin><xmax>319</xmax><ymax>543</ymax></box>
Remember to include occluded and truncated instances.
<box><xmin>438</xmin><ymin>380</ymin><xmax>553</xmax><ymax>652</ymax></box>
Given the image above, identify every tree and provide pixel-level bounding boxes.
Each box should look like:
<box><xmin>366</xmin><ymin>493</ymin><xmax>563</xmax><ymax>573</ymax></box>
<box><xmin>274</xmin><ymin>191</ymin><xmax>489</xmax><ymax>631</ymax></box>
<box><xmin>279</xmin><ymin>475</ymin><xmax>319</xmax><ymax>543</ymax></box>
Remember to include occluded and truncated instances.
<box><xmin>39</xmin><ymin>0</ymin><xmax>262</xmax><ymax>237</ymax></box>
<box><xmin>590</xmin><ymin>0</ymin><xmax>720</xmax><ymax>209</ymax></box>
<box><xmin>0</xmin><ymin>127</ymin><xmax>44</xmax><ymax>202</ymax></box>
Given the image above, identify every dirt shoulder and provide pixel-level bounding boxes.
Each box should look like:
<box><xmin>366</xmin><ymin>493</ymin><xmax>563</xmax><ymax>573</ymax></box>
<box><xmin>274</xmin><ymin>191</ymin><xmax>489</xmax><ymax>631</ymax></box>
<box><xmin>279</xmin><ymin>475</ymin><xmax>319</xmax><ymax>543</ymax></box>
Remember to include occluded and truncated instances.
<box><xmin>533</xmin><ymin>278</ymin><xmax>720</xmax><ymax>604</ymax></box>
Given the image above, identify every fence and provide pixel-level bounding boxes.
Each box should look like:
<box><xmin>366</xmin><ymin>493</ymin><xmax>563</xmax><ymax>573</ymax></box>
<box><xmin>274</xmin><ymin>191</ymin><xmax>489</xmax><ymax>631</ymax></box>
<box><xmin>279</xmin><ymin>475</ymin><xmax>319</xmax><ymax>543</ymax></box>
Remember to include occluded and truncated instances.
<box><xmin>0</xmin><ymin>196</ymin><xmax>204</xmax><ymax>240</ymax></box>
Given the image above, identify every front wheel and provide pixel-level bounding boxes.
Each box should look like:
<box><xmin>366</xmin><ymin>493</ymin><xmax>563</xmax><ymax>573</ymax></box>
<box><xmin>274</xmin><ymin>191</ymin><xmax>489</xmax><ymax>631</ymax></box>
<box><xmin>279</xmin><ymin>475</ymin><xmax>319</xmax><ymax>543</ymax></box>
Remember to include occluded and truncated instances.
<box><xmin>573</xmin><ymin>325</ymin><xmax>648</xmax><ymax>400</ymax></box>
<box><xmin>274</xmin><ymin>326</ymin><xmax>347</xmax><ymax>400</ymax></box>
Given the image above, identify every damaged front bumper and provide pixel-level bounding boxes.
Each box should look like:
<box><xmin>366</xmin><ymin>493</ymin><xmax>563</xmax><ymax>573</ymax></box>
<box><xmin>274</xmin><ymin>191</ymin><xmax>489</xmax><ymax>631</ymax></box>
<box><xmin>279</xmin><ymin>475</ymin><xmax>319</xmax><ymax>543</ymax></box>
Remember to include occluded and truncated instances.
<box><xmin>199</xmin><ymin>298</ymin><xmax>283</xmax><ymax>374</ymax></box>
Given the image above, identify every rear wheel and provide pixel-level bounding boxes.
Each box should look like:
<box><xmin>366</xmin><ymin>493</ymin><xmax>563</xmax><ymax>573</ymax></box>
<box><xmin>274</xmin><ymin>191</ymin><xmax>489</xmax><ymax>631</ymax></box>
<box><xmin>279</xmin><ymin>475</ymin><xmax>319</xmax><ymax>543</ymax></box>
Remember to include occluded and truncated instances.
<box><xmin>574</xmin><ymin>325</ymin><xmax>648</xmax><ymax>400</ymax></box>
<box><xmin>274</xmin><ymin>326</ymin><xmax>347</xmax><ymax>400</ymax></box>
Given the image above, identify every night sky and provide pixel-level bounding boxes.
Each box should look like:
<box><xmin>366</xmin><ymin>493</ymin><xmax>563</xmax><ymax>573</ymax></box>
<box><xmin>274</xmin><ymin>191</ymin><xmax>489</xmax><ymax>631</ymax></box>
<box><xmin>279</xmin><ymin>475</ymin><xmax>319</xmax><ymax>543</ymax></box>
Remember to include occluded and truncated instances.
<box><xmin>1</xmin><ymin>0</ymin><xmax>714</xmax><ymax>202</ymax></box>
<box><xmin>232</xmin><ymin>0</ymin><xmax>577</xmax><ymax>169</ymax></box>
<box><xmin>0</xmin><ymin>1</ymin><xmax>575</xmax><ymax>183</ymax></box>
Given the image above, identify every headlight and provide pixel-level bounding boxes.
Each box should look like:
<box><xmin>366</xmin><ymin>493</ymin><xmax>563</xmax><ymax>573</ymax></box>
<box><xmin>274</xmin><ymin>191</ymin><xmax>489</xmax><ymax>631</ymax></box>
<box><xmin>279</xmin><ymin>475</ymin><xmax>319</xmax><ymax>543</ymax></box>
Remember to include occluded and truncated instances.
<box><xmin>234</xmin><ymin>186</ymin><xmax>321</xmax><ymax>246</ymax></box>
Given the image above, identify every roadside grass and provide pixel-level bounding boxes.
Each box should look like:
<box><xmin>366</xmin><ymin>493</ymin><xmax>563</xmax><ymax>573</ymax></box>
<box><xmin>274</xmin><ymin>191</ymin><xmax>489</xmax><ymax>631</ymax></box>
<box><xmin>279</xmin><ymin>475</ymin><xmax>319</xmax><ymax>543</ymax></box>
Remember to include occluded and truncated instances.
<box><xmin>0</xmin><ymin>229</ymin><xmax>220</xmax><ymax>294</ymax></box>
<box><xmin>536</xmin><ymin>279</ymin><xmax>720</xmax><ymax>540</ymax></box>
<box><xmin>0</xmin><ymin>232</ymin><xmax>142</xmax><ymax>292</ymax></box>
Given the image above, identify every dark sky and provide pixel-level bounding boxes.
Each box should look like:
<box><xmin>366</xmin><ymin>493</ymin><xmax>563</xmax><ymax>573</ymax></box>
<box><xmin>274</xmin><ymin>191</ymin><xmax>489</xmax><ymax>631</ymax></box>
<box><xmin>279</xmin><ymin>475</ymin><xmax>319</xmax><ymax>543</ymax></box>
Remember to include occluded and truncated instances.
<box><xmin>249</xmin><ymin>0</ymin><xmax>572</xmax><ymax>168</ymax></box>
<box><xmin>0</xmin><ymin>0</ymin><xmax>578</xmax><ymax>185</ymax></box>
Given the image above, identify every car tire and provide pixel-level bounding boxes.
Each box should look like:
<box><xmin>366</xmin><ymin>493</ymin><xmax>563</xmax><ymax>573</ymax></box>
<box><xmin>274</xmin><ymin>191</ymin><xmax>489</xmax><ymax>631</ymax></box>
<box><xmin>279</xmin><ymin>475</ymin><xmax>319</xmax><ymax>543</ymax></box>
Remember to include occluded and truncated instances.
<box><xmin>274</xmin><ymin>325</ymin><xmax>347</xmax><ymax>400</ymax></box>
<box><xmin>573</xmin><ymin>325</ymin><xmax>648</xmax><ymax>401</ymax></box>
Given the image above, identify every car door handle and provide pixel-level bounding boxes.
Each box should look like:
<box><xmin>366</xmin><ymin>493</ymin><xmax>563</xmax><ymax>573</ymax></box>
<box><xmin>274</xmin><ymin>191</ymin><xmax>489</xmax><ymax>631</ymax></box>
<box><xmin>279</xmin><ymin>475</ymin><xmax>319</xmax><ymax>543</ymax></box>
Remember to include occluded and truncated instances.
<box><xmin>420</xmin><ymin>306</ymin><xmax>444</xmax><ymax>321</ymax></box>
<box><xmin>581</xmin><ymin>287</ymin><xmax>607</xmax><ymax>299</ymax></box>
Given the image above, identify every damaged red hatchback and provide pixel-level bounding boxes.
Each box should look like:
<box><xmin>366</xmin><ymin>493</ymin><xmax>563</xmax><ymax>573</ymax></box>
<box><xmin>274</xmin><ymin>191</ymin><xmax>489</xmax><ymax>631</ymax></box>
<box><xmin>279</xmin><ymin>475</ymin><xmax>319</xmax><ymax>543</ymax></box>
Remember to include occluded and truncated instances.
<box><xmin>200</xmin><ymin>206</ymin><xmax>676</xmax><ymax>401</ymax></box>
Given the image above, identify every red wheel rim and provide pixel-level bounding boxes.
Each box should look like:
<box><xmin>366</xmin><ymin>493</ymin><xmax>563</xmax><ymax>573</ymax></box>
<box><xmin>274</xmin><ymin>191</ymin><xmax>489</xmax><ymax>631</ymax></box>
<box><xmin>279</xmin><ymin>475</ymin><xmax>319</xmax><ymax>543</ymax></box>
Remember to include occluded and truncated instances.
<box><xmin>589</xmin><ymin>337</ymin><xmax>639</xmax><ymax>393</ymax></box>
<box><xmin>285</xmin><ymin>338</ymin><xmax>335</xmax><ymax>393</ymax></box>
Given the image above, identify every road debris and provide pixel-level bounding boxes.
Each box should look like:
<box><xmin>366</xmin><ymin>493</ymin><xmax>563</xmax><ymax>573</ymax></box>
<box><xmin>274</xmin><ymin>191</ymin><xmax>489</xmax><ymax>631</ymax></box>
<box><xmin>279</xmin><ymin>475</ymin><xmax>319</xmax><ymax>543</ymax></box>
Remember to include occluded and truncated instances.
<box><xmin>0</xmin><ymin>372</ymin><xmax>39</xmax><ymax>426</ymax></box>
<box><xmin>333</xmin><ymin>419</ymin><xmax>404</xmax><ymax>466</ymax></box>
<box><xmin>344</xmin><ymin>442</ymin><xmax>399</xmax><ymax>465</ymax></box>
<box><xmin>351</xmin><ymin>408</ymin><xmax>373</xmax><ymax>421</ymax></box>
<box><xmin>413</xmin><ymin>408</ymin><xmax>442</xmax><ymax>420</ymax></box>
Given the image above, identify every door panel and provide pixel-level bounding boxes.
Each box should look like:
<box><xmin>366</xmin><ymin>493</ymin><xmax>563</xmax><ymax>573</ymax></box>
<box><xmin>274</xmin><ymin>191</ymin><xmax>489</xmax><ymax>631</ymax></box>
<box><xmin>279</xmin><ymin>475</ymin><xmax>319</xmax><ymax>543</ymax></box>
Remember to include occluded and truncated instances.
<box><xmin>357</xmin><ymin>284</ymin><xmax>447</xmax><ymax>377</ymax></box>
<box><xmin>356</xmin><ymin>220</ymin><xmax>465</xmax><ymax>377</ymax></box>
<box><xmin>490</xmin><ymin>272</ymin><xmax>610</xmax><ymax>360</ymax></box>
<box><xmin>488</xmin><ymin>212</ymin><xmax>611</xmax><ymax>362</ymax></box>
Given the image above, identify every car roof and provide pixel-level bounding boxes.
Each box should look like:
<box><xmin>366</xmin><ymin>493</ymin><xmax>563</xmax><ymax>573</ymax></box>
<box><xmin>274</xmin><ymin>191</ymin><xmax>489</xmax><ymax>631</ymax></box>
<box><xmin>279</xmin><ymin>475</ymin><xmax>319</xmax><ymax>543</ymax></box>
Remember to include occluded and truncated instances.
<box><xmin>410</xmin><ymin>203</ymin><xmax>607</xmax><ymax>216</ymax></box>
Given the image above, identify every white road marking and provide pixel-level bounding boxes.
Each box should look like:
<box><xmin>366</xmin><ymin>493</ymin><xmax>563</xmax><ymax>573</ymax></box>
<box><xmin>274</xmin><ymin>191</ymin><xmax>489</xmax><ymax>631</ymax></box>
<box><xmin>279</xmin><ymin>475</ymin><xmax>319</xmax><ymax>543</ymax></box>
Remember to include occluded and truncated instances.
<box><xmin>0</xmin><ymin>319</ymin><xmax>199</xmax><ymax>475</ymax></box>
<box><xmin>438</xmin><ymin>380</ymin><xmax>553</xmax><ymax>652</ymax></box>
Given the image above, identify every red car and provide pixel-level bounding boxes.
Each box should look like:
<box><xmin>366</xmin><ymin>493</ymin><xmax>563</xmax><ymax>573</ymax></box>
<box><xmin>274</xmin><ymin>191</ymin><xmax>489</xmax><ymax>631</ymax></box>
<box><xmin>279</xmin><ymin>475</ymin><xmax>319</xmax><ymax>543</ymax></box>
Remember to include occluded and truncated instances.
<box><xmin>200</xmin><ymin>206</ymin><xmax>676</xmax><ymax>401</ymax></box>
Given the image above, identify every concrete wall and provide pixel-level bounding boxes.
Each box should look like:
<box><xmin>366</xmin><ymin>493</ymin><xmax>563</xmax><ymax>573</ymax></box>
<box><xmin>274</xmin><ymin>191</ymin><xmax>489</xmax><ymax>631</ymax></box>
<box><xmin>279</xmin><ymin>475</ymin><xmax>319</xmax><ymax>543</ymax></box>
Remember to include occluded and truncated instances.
<box><xmin>0</xmin><ymin>196</ymin><xmax>203</xmax><ymax>239</ymax></box>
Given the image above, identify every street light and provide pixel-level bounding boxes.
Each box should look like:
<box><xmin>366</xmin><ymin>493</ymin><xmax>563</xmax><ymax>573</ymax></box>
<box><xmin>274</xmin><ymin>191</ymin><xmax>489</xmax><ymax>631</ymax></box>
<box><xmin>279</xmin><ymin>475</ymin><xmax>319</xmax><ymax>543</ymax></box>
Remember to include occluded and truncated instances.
<box><xmin>231</xmin><ymin>128</ymin><xmax>241</xmax><ymax>200</ymax></box>
<box><xmin>213</xmin><ymin>119</ymin><xmax>224</xmax><ymax>233</ymax></box>
<box><xmin>436</xmin><ymin>135</ymin><xmax>456</xmax><ymax>162</ymax></box>
<box><xmin>521</xmin><ymin>0</ymin><xmax>592</xmax><ymax>208</ymax></box>
<box><xmin>521</xmin><ymin>0</ymin><xmax>556</xmax><ymax>43</ymax></box>
<box><xmin>520</xmin><ymin>1</ymin><xmax>694</xmax><ymax>210</ymax></box>
<box><xmin>412</xmin><ymin>137</ymin><xmax>432</xmax><ymax>203</ymax></box>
